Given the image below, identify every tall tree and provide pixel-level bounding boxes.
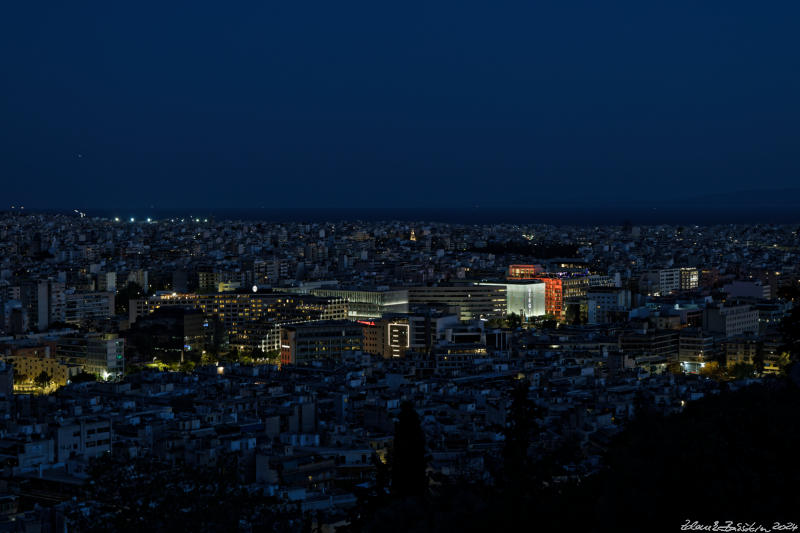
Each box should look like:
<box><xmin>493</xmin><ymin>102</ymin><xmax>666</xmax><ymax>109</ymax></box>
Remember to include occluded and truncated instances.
<box><xmin>391</xmin><ymin>401</ymin><xmax>427</xmax><ymax>499</ymax></box>
<box><xmin>501</xmin><ymin>378</ymin><xmax>537</xmax><ymax>524</ymax></box>
<box><xmin>779</xmin><ymin>304</ymin><xmax>800</xmax><ymax>383</ymax></box>
<box><xmin>503</xmin><ymin>378</ymin><xmax>535</xmax><ymax>489</ymax></box>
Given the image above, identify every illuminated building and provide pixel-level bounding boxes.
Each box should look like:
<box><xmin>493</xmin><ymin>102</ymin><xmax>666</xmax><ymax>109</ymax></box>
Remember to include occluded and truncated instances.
<box><xmin>57</xmin><ymin>333</ymin><xmax>125</xmax><ymax>379</ymax></box>
<box><xmin>721</xmin><ymin>337</ymin><xmax>760</xmax><ymax>368</ymax></box>
<box><xmin>434</xmin><ymin>343</ymin><xmax>488</xmax><ymax>374</ymax></box>
<box><xmin>407</xmin><ymin>285</ymin><xmax>506</xmax><ymax>321</ymax></box>
<box><xmin>304</xmin><ymin>287</ymin><xmax>408</xmax><ymax>319</ymax></box>
<box><xmin>217</xmin><ymin>281</ymin><xmax>241</xmax><ymax>293</ymax></box>
<box><xmin>538</xmin><ymin>277</ymin><xmax>565</xmax><ymax>319</ymax></box>
<box><xmin>478</xmin><ymin>281</ymin><xmax>546</xmax><ymax>319</ymax></box>
<box><xmin>678</xmin><ymin>329</ymin><xmax>715</xmax><ymax>373</ymax></box>
<box><xmin>130</xmin><ymin>292</ymin><xmax>348</xmax><ymax>352</ymax></box>
<box><xmin>517</xmin><ymin>275</ymin><xmax>589</xmax><ymax>320</ymax></box>
<box><xmin>361</xmin><ymin>317</ymin><xmax>411</xmax><ymax>358</ymax></box>
<box><xmin>506</xmin><ymin>266</ymin><xmax>590</xmax><ymax>320</ymax></box>
<box><xmin>280</xmin><ymin>320</ymin><xmax>363</xmax><ymax>366</ymax></box>
<box><xmin>1</xmin><ymin>345</ymin><xmax>80</xmax><ymax>388</ymax></box>
<box><xmin>640</xmin><ymin>267</ymin><xmax>700</xmax><ymax>296</ymax></box>
<box><xmin>680</xmin><ymin>267</ymin><xmax>699</xmax><ymax>291</ymax></box>
<box><xmin>507</xmin><ymin>264</ymin><xmax>543</xmax><ymax>279</ymax></box>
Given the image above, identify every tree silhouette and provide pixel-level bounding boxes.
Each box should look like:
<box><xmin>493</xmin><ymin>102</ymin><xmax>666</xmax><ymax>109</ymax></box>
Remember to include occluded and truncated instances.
<box><xmin>753</xmin><ymin>344</ymin><xmax>766</xmax><ymax>375</ymax></box>
<box><xmin>391</xmin><ymin>401</ymin><xmax>427</xmax><ymax>499</ymax></box>
<box><xmin>356</xmin><ymin>379</ymin><xmax>800</xmax><ymax>533</ymax></box>
<box><xmin>70</xmin><ymin>371</ymin><xmax>97</xmax><ymax>383</ymax></box>
<box><xmin>503</xmin><ymin>378</ymin><xmax>536</xmax><ymax>501</ymax></box>
<box><xmin>730</xmin><ymin>362</ymin><xmax>755</xmax><ymax>380</ymax></box>
<box><xmin>780</xmin><ymin>304</ymin><xmax>800</xmax><ymax>362</ymax></box>
<box><xmin>34</xmin><ymin>370</ymin><xmax>52</xmax><ymax>389</ymax></box>
<box><xmin>778</xmin><ymin>304</ymin><xmax>800</xmax><ymax>384</ymax></box>
<box><xmin>540</xmin><ymin>315</ymin><xmax>558</xmax><ymax>329</ymax></box>
<box><xmin>592</xmin><ymin>380</ymin><xmax>800</xmax><ymax>530</ymax></box>
<box><xmin>506</xmin><ymin>312</ymin><xmax>522</xmax><ymax>329</ymax></box>
<box><xmin>115</xmin><ymin>281</ymin><xmax>143</xmax><ymax>315</ymax></box>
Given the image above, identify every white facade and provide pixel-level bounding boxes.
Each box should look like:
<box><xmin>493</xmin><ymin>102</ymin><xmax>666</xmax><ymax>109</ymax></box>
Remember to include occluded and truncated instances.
<box><xmin>587</xmin><ymin>288</ymin><xmax>631</xmax><ymax>325</ymax></box>
<box><xmin>703</xmin><ymin>304</ymin><xmax>759</xmax><ymax>338</ymax></box>
<box><xmin>479</xmin><ymin>282</ymin><xmax>545</xmax><ymax>319</ymax></box>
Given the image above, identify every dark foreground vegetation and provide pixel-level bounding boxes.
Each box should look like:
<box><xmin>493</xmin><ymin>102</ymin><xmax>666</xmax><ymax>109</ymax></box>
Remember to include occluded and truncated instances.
<box><xmin>350</xmin><ymin>377</ymin><xmax>800</xmax><ymax>533</ymax></box>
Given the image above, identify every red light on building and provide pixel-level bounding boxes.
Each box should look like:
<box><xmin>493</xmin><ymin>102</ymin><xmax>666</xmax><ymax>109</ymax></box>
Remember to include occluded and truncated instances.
<box><xmin>536</xmin><ymin>277</ymin><xmax>564</xmax><ymax>319</ymax></box>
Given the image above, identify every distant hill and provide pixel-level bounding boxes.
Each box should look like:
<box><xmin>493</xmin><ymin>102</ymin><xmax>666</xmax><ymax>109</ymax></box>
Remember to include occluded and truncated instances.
<box><xmin>668</xmin><ymin>187</ymin><xmax>800</xmax><ymax>206</ymax></box>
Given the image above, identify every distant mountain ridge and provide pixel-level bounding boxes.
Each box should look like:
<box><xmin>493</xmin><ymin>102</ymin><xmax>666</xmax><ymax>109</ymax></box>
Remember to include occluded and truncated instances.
<box><xmin>669</xmin><ymin>188</ymin><xmax>800</xmax><ymax>206</ymax></box>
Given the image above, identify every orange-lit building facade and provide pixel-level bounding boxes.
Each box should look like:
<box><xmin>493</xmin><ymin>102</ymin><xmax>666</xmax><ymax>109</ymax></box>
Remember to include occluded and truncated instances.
<box><xmin>538</xmin><ymin>277</ymin><xmax>564</xmax><ymax>319</ymax></box>
<box><xmin>508</xmin><ymin>265</ymin><xmax>542</xmax><ymax>279</ymax></box>
<box><xmin>507</xmin><ymin>266</ymin><xmax>590</xmax><ymax>320</ymax></box>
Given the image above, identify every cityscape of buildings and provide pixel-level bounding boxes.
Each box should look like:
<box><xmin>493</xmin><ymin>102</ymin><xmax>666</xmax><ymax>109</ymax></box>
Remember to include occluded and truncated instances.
<box><xmin>0</xmin><ymin>210</ymin><xmax>796</xmax><ymax>529</ymax></box>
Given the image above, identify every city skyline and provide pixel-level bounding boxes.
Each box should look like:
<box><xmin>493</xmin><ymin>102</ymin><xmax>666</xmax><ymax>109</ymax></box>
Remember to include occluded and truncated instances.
<box><xmin>0</xmin><ymin>211</ymin><xmax>797</xmax><ymax>530</ymax></box>
<box><xmin>1</xmin><ymin>1</ymin><xmax>798</xmax><ymax>530</ymax></box>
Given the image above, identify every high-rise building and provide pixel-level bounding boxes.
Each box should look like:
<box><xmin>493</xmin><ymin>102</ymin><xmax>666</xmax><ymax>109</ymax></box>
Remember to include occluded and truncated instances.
<box><xmin>20</xmin><ymin>280</ymin><xmax>67</xmax><ymax>331</ymax></box>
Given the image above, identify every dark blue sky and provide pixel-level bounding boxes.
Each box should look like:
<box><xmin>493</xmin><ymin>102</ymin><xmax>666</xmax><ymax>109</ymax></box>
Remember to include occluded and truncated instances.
<box><xmin>2</xmin><ymin>1</ymin><xmax>799</xmax><ymax>208</ymax></box>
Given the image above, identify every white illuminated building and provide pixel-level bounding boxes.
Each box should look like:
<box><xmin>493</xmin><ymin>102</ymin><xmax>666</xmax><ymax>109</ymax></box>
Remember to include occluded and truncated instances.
<box><xmin>479</xmin><ymin>281</ymin><xmax>545</xmax><ymax>319</ymax></box>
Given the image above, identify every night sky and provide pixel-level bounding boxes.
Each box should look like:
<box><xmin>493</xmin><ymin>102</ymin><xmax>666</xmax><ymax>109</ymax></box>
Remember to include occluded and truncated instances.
<box><xmin>2</xmin><ymin>1</ymin><xmax>799</xmax><ymax>209</ymax></box>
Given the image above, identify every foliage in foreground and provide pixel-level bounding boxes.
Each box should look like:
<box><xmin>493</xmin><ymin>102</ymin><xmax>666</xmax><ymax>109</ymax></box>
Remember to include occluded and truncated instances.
<box><xmin>354</xmin><ymin>377</ymin><xmax>800</xmax><ymax>533</ymax></box>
